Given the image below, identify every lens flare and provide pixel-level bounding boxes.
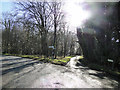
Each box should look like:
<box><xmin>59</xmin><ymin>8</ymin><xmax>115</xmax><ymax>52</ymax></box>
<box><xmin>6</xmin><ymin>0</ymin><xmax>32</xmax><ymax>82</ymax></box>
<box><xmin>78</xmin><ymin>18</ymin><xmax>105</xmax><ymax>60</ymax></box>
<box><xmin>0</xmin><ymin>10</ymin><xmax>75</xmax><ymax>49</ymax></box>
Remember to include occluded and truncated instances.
<box><xmin>63</xmin><ymin>0</ymin><xmax>91</xmax><ymax>27</ymax></box>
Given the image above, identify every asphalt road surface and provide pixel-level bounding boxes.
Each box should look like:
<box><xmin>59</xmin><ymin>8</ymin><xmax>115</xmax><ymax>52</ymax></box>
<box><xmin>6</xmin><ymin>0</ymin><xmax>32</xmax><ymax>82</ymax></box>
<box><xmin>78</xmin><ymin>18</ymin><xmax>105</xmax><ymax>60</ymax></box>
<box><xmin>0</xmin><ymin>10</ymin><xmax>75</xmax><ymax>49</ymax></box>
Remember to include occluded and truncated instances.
<box><xmin>0</xmin><ymin>55</ymin><xmax>119</xmax><ymax>88</ymax></box>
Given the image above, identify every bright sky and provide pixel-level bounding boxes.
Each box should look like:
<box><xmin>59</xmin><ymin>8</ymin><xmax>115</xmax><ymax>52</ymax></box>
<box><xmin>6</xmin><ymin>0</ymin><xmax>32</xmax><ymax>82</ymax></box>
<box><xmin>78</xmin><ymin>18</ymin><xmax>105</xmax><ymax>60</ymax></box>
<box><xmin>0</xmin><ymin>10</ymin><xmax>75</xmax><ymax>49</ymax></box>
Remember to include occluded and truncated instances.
<box><xmin>0</xmin><ymin>0</ymin><xmax>91</xmax><ymax>33</ymax></box>
<box><xmin>0</xmin><ymin>0</ymin><xmax>14</xmax><ymax>20</ymax></box>
<box><xmin>1</xmin><ymin>0</ymin><xmax>119</xmax><ymax>34</ymax></box>
<box><xmin>63</xmin><ymin>0</ymin><xmax>91</xmax><ymax>28</ymax></box>
<box><xmin>0</xmin><ymin>0</ymin><xmax>92</xmax><ymax>33</ymax></box>
<box><xmin>62</xmin><ymin>0</ymin><xmax>92</xmax><ymax>33</ymax></box>
<box><xmin>0</xmin><ymin>0</ymin><xmax>14</xmax><ymax>13</ymax></box>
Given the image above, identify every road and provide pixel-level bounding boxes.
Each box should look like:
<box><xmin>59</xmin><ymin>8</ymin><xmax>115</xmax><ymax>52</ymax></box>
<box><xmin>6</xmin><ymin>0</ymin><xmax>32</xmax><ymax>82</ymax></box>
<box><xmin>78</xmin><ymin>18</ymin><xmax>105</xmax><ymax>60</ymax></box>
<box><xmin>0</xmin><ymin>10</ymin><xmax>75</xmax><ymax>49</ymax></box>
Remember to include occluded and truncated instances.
<box><xmin>0</xmin><ymin>55</ymin><xmax>119</xmax><ymax>88</ymax></box>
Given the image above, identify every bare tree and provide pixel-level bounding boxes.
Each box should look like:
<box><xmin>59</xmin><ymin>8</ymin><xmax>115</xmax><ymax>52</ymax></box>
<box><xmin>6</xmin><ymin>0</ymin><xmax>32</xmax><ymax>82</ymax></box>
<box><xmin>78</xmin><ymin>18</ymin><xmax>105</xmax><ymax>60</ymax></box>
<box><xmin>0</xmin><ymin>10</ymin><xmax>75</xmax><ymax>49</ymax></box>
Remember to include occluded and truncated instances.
<box><xmin>17</xmin><ymin>1</ymin><xmax>53</xmax><ymax>56</ymax></box>
<box><xmin>50</xmin><ymin>1</ymin><xmax>64</xmax><ymax>58</ymax></box>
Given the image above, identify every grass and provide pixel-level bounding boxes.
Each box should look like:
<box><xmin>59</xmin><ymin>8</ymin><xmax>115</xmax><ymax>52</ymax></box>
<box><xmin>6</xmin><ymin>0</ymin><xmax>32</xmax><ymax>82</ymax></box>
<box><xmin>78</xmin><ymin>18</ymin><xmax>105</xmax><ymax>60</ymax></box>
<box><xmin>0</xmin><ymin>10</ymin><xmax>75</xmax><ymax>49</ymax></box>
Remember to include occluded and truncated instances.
<box><xmin>19</xmin><ymin>55</ymin><xmax>40</xmax><ymax>59</ymax></box>
<box><xmin>36</xmin><ymin>56</ymin><xmax>73</xmax><ymax>65</ymax></box>
<box><xmin>3</xmin><ymin>53</ymin><xmax>73</xmax><ymax>66</ymax></box>
<box><xmin>51</xmin><ymin>56</ymin><xmax>72</xmax><ymax>65</ymax></box>
<box><xmin>4</xmin><ymin>53</ymin><xmax>17</xmax><ymax>56</ymax></box>
<box><xmin>79</xmin><ymin>56</ymin><xmax>84</xmax><ymax>59</ymax></box>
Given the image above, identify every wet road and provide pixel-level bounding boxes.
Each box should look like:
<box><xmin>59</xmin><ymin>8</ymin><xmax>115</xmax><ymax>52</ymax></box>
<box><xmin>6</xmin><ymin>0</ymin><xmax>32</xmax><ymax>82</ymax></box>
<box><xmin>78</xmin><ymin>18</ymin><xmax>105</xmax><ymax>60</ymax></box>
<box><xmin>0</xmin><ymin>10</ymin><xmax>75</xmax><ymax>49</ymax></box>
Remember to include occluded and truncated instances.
<box><xmin>0</xmin><ymin>56</ymin><xmax>119</xmax><ymax>88</ymax></box>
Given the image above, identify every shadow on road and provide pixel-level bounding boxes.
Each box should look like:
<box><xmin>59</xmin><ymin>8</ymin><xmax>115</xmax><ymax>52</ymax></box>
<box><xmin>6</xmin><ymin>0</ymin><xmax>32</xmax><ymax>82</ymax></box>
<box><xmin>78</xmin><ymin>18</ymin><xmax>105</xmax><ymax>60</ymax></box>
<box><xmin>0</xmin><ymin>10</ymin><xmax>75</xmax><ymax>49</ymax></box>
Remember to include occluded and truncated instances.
<box><xmin>89</xmin><ymin>72</ymin><xmax>106</xmax><ymax>79</ymax></box>
<box><xmin>1</xmin><ymin>57</ymin><xmax>23</xmax><ymax>62</ymax></box>
<box><xmin>2</xmin><ymin>60</ymin><xmax>42</xmax><ymax>75</ymax></box>
<box><xmin>74</xmin><ymin>61</ymin><xmax>120</xmax><ymax>88</ymax></box>
<box><xmin>88</xmin><ymin>72</ymin><xmax>120</xmax><ymax>88</ymax></box>
<box><xmin>2</xmin><ymin>59</ymin><xmax>35</xmax><ymax>68</ymax></box>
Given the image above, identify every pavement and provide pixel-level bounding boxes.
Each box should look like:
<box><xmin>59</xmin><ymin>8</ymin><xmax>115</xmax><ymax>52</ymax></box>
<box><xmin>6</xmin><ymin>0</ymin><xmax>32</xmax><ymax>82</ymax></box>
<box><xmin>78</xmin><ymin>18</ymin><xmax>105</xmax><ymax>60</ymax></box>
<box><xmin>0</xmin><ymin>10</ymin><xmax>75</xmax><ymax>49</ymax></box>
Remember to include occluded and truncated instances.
<box><xmin>0</xmin><ymin>55</ymin><xmax>119</xmax><ymax>88</ymax></box>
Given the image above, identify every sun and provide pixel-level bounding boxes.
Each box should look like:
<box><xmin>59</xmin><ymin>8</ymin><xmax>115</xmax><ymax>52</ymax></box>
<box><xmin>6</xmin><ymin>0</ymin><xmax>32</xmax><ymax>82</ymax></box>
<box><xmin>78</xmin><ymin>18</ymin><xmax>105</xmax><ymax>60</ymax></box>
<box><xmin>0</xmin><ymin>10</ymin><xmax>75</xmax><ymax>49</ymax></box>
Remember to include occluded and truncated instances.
<box><xmin>63</xmin><ymin>1</ymin><xmax>91</xmax><ymax>28</ymax></box>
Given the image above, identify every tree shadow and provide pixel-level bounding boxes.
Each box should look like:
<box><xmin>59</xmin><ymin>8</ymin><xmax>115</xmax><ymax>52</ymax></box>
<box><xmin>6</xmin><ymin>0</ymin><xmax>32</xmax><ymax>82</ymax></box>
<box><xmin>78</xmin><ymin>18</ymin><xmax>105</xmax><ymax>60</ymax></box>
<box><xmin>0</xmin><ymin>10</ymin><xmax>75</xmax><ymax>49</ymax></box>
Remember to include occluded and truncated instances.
<box><xmin>2</xmin><ymin>60</ymin><xmax>42</xmax><ymax>75</ymax></box>
<box><xmin>1</xmin><ymin>57</ymin><xmax>24</xmax><ymax>62</ymax></box>
<box><xmin>87</xmin><ymin>67</ymin><xmax>120</xmax><ymax>84</ymax></box>
<box><xmin>88</xmin><ymin>72</ymin><xmax>106</xmax><ymax>79</ymax></box>
<box><xmin>2</xmin><ymin>60</ymin><xmax>47</xmax><ymax>88</ymax></box>
<box><xmin>75</xmin><ymin>61</ymin><xmax>120</xmax><ymax>88</ymax></box>
<box><xmin>2</xmin><ymin>59</ymin><xmax>35</xmax><ymax>68</ymax></box>
<box><xmin>75</xmin><ymin>62</ymin><xmax>90</xmax><ymax>70</ymax></box>
<box><xmin>88</xmin><ymin>72</ymin><xmax>120</xmax><ymax>88</ymax></box>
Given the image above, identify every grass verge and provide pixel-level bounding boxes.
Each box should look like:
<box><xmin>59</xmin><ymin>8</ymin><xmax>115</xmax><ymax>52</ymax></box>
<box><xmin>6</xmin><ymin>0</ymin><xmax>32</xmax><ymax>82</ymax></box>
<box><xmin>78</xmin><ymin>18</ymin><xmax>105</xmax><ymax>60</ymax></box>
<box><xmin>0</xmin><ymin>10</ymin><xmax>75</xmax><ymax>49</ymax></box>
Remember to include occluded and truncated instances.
<box><xmin>3</xmin><ymin>53</ymin><xmax>73</xmax><ymax>66</ymax></box>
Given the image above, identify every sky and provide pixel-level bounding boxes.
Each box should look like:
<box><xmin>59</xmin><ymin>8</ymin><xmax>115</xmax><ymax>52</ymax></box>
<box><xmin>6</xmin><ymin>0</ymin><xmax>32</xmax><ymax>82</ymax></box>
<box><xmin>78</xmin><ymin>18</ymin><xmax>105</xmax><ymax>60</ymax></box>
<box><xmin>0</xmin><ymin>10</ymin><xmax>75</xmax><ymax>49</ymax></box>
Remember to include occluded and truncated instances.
<box><xmin>1</xmin><ymin>0</ymin><xmax>120</xmax><ymax>34</ymax></box>
<box><xmin>0</xmin><ymin>0</ymin><xmax>14</xmax><ymax>13</ymax></box>
<box><xmin>0</xmin><ymin>0</ymin><xmax>120</xmax><ymax>13</ymax></box>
